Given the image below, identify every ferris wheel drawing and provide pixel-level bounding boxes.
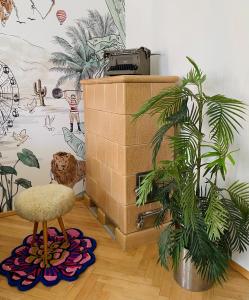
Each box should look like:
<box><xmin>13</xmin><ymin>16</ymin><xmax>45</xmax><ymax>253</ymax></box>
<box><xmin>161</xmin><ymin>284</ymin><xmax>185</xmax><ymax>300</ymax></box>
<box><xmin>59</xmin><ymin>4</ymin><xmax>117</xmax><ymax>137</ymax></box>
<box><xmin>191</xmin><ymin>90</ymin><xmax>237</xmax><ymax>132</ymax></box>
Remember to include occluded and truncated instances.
<box><xmin>0</xmin><ymin>61</ymin><xmax>20</xmax><ymax>133</ymax></box>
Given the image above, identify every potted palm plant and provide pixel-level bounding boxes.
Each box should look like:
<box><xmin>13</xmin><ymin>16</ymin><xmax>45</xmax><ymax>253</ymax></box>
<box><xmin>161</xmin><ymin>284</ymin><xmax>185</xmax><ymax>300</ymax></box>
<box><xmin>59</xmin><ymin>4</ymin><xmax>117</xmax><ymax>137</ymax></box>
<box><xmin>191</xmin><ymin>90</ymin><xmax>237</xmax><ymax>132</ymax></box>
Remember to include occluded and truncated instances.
<box><xmin>133</xmin><ymin>57</ymin><xmax>249</xmax><ymax>291</ymax></box>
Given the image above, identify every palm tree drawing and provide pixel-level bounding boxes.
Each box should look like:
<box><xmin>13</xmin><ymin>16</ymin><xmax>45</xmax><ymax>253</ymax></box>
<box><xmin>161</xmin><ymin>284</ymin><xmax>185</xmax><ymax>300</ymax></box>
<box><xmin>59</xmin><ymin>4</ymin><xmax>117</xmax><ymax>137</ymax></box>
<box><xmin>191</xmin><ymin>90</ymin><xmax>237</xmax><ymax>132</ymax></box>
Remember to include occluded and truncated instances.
<box><xmin>50</xmin><ymin>9</ymin><xmax>124</xmax><ymax>90</ymax></box>
<box><xmin>80</xmin><ymin>9</ymin><xmax>117</xmax><ymax>38</ymax></box>
<box><xmin>50</xmin><ymin>24</ymin><xmax>99</xmax><ymax>91</ymax></box>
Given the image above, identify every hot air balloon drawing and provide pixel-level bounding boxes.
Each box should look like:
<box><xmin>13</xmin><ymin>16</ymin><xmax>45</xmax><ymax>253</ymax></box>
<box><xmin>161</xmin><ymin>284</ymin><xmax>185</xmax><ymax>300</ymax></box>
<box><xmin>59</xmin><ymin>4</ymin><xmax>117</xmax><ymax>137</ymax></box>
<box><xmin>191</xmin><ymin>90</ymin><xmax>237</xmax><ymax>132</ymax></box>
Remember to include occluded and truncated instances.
<box><xmin>56</xmin><ymin>10</ymin><xmax>66</xmax><ymax>25</ymax></box>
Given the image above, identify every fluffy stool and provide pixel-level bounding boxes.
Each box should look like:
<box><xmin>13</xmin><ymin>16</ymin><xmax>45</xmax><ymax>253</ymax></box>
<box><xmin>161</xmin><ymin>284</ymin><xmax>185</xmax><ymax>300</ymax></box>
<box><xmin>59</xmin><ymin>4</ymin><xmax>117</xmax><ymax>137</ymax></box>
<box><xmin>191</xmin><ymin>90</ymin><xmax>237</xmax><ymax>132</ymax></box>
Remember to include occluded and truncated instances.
<box><xmin>15</xmin><ymin>184</ymin><xmax>75</xmax><ymax>266</ymax></box>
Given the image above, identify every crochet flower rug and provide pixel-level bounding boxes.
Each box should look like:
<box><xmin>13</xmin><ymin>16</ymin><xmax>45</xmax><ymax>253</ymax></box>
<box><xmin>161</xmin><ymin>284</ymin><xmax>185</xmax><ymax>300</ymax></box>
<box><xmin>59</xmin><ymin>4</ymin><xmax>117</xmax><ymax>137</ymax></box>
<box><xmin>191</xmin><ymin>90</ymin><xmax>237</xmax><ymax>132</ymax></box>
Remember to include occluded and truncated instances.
<box><xmin>0</xmin><ymin>227</ymin><xmax>96</xmax><ymax>291</ymax></box>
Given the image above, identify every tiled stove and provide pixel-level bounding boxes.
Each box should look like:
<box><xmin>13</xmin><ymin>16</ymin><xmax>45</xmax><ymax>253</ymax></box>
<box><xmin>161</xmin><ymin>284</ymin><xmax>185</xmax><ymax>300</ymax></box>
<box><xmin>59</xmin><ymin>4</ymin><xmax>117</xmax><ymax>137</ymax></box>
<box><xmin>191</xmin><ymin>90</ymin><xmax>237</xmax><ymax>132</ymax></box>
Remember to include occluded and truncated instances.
<box><xmin>81</xmin><ymin>75</ymin><xmax>179</xmax><ymax>249</ymax></box>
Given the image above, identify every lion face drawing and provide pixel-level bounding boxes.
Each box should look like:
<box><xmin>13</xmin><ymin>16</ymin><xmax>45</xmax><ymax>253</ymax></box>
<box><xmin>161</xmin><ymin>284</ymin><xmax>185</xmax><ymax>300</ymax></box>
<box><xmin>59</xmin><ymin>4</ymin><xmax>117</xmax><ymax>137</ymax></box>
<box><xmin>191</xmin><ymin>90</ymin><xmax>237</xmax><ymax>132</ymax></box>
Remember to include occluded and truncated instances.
<box><xmin>0</xmin><ymin>0</ymin><xmax>13</xmax><ymax>25</ymax></box>
<box><xmin>51</xmin><ymin>152</ymin><xmax>86</xmax><ymax>188</ymax></box>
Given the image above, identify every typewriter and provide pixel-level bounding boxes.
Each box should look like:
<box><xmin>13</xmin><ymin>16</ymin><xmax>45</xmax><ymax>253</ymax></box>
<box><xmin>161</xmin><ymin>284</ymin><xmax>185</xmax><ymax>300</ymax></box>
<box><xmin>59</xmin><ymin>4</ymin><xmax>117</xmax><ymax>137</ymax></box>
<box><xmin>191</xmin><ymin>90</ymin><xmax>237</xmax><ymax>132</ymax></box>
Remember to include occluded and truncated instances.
<box><xmin>104</xmin><ymin>47</ymin><xmax>151</xmax><ymax>76</ymax></box>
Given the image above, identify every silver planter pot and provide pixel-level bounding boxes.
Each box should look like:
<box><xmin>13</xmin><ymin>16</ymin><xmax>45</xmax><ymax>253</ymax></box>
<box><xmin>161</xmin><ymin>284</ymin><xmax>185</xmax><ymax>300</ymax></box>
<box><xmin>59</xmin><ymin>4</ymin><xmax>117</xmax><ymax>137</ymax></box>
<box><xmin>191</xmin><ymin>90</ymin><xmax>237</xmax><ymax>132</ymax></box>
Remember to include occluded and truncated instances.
<box><xmin>174</xmin><ymin>248</ymin><xmax>213</xmax><ymax>292</ymax></box>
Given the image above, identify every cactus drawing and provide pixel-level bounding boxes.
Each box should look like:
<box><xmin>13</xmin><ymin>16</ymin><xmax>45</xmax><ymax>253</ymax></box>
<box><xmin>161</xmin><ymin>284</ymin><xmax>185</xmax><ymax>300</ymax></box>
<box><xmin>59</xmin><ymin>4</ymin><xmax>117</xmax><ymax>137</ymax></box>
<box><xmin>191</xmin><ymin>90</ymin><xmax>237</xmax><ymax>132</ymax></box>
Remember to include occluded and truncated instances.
<box><xmin>33</xmin><ymin>79</ymin><xmax>47</xmax><ymax>106</ymax></box>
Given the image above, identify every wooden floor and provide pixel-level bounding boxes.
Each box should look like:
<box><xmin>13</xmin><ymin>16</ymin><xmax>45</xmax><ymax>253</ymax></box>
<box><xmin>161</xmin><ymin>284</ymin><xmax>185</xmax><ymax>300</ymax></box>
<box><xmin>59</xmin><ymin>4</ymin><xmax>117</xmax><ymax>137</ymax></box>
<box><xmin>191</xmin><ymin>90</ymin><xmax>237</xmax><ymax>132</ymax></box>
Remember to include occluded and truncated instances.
<box><xmin>0</xmin><ymin>201</ymin><xmax>249</xmax><ymax>300</ymax></box>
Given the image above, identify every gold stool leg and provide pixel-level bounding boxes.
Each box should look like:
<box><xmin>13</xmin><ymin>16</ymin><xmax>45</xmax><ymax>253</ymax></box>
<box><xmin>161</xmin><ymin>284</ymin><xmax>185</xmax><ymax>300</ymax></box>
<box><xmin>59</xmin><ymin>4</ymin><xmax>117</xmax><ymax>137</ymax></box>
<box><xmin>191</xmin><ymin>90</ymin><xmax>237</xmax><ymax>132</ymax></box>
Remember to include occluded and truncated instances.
<box><xmin>57</xmin><ymin>216</ymin><xmax>68</xmax><ymax>242</ymax></box>
<box><xmin>32</xmin><ymin>221</ymin><xmax>38</xmax><ymax>246</ymax></box>
<box><xmin>42</xmin><ymin>221</ymin><xmax>48</xmax><ymax>266</ymax></box>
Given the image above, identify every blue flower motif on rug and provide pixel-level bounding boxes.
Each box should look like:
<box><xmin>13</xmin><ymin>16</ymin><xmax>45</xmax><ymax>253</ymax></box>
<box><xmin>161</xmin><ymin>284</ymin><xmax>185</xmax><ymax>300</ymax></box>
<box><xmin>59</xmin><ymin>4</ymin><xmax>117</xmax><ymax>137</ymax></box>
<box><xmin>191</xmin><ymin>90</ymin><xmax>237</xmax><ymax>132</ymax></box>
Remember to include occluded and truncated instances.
<box><xmin>0</xmin><ymin>227</ymin><xmax>97</xmax><ymax>291</ymax></box>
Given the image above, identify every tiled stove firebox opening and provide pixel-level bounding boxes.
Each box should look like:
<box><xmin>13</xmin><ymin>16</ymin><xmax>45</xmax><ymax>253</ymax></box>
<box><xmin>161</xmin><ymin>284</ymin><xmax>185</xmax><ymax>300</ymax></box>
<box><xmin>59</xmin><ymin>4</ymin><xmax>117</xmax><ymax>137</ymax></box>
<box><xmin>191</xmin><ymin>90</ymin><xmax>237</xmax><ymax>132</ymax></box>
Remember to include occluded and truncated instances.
<box><xmin>81</xmin><ymin>75</ymin><xmax>179</xmax><ymax>249</ymax></box>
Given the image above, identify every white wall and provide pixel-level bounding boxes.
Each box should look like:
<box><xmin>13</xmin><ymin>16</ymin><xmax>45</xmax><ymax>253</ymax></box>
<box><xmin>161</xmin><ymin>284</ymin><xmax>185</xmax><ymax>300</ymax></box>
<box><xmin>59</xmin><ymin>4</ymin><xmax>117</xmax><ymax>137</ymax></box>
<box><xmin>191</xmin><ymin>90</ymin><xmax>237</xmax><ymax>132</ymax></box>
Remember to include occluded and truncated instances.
<box><xmin>126</xmin><ymin>0</ymin><xmax>249</xmax><ymax>271</ymax></box>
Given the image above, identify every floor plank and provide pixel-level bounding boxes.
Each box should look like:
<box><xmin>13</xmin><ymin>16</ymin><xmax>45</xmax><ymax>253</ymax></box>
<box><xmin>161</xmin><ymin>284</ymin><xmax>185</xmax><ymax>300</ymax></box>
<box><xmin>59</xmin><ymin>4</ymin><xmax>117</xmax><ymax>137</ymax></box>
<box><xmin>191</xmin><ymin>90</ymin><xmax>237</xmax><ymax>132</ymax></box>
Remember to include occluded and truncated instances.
<box><xmin>0</xmin><ymin>201</ymin><xmax>248</xmax><ymax>300</ymax></box>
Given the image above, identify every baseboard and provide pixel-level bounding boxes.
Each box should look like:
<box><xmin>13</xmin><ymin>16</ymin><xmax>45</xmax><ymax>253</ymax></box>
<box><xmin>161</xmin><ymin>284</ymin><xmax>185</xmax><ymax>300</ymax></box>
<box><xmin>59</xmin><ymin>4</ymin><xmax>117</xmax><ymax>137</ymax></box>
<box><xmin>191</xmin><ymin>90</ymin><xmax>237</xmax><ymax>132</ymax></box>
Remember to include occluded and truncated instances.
<box><xmin>0</xmin><ymin>211</ymin><xmax>16</xmax><ymax>218</ymax></box>
<box><xmin>230</xmin><ymin>260</ymin><xmax>249</xmax><ymax>280</ymax></box>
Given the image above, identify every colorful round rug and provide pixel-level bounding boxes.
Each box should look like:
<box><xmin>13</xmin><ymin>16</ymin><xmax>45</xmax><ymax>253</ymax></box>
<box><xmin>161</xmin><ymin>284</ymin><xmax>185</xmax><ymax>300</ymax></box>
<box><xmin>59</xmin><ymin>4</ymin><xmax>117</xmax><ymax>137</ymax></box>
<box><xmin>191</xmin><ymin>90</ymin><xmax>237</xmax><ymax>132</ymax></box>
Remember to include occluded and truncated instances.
<box><xmin>0</xmin><ymin>227</ymin><xmax>96</xmax><ymax>291</ymax></box>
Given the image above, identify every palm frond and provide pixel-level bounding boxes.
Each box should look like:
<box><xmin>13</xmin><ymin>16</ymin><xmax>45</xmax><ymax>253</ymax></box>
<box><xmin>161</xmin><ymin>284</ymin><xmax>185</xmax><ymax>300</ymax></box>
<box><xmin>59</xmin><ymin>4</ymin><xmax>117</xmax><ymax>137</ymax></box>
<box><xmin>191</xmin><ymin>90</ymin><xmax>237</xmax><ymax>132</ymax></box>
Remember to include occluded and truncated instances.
<box><xmin>52</xmin><ymin>36</ymin><xmax>73</xmax><ymax>54</ymax></box>
<box><xmin>186</xmin><ymin>214</ymin><xmax>228</xmax><ymax>283</ymax></box>
<box><xmin>222</xmin><ymin>198</ymin><xmax>249</xmax><ymax>252</ymax></box>
<box><xmin>207</xmin><ymin>95</ymin><xmax>246</xmax><ymax>146</ymax></box>
<box><xmin>180</xmin><ymin>174</ymin><xmax>197</xmax><ymax>227</ymax></box>
<box><xmin>133</xmin><ymin>85</ymin><xmax>187</xmax><ymax>121</ymax></box>
<box><xmin>182</xmin><ymin>57</ymin><xmax>206</xmax><ymax>86</ymax></box>
<box><xmin>227</xmin><ymin>181</ymin><xmax>249</xmax><ymax>216</ymax></box>
<box><xmin>205</xmin><ymin>183</ymin><xmax>229</xmax><ymax>241</ymax></box>
<box><xmin>158</xmin><ymin>225</ymin><xmax>175</xmax><ymax>269</ymax></box>
<box><xmin>56</xmin><ymin>73</ymin><xmax>80</xmax><ymax>87</ymax></box>
<box><xmin>202</xmin><ymin>137</ymin><xmax>237</xmax><ymax>180</ymax></box>
<box><xmin>169</xmin><ymin>122</ymin><xmax>200</xmax><ymax>164</ymax></box>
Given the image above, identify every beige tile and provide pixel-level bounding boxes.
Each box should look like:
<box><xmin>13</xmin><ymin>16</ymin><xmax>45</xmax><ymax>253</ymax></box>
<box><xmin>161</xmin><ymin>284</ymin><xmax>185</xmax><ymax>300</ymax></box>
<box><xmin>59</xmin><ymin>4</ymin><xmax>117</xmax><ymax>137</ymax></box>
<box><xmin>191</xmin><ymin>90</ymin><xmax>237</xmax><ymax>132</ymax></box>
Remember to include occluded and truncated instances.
<box><xmin>116</xmin><ymin>145</ymin><xmax>126</xmax><ymax>175</ymax></box>
<box><xmin>85</xmin><ymin>132</ymin><xmax>97</xmax><ymax>160</ymax></box>
<box><xmin>136</xmin><ymin>114</ymin><xmax>159</xmax><ymax>145</ymax></box>
<box><xmin>126</xmin><ymin>175</ymin><xmax>137</xmax><ymax>205</ymax></box>
<box><xmin>104</xmin><ymin>83</ymin><xmax>117</xmax><ymax>113</ymax></box>
<box><xmin>85</xmin><ymin>108</ymin><xmax>101</xmax><ymax>135</ymax></box>
<box><xmin>111</xmin><ymin>172</ymin><xmax>137</xmax><ymax>206</ymax></box>
<box><xmin>99</xmin><ymin>163</ymin><xmax>112</xmax><ymax>194</ymax></box>
<box><xmin>110</xmin><ymin>114</ymin><xmax>126</xmax><ymax>144</ymax></box>
<box><xmin>125</xmin><ymin>144</ymin><xmax>152</xmax><ymax>175</ymax></box>
<box><xmin>125</xmin><ymin>115</ymin><xmax>137</xmax><ymax>145</ymax></box>
<box><xmin>116</xmin><ymin>83</ymin><xmax>126</xmax><ymax>114</ymax></box>
<box><xmin>151</xmin><ymin>83</ymin><xmax>176</xmax><ymax>97</ymax></box>
<box><xmin>105</xmin><ymin>194</ymin><xmax>119</xmax><ymax>225</ymax></box>
<box><xmin>157</xmin><ymin>137</ymin><xmax>174</xmax><ymax>161</ymax></box>
<box><xmin>95</xmin><ymin>184</ymin><xmax>107</xmax><ymax>210</ymax></box>
<box><xmin>96</xmin><ymin>137</ymin><xmax>116</xmax><ymax>169</ymax></box>
<box><xmin>96</xmin><ymin>136</ymin><xmax>107</xmax><ymax>165</ymax></box>
<box><xmin>111</xmin><ymin>170</ymin><xmax>126</xmax><ymax>204</ymax></box>
<box><xmin>125</xmin><ymin>141</ymin><xmax>173</xmax><ymax>175</ymax></box>
<box><xmin>86</xmin><ymin>157</ymin><xmax>100</xmax><ymax>183</ymax></box>
<box><xmin>105</xmin><ymin>139</ymin><xmax>115</xmax><ymax>169</ymax></box>
<box><xmin>125</xmin><ymin>83</ymin><xmax>151</xmax><ymax>114</ymax></box>
<box><xmin>84</xmin><ymin>85</ymin><xmax>95</xmax><ymax>109</ymax></box>
<box><xmin>86</xmin><ymin>175</ymin><xmax>97</xmax><ymax>200</ymax></box>
<box><xmin>113</xmin><ymin>142</ymin><xmax>119</xmax><ymax>171</ymax></box>
<box><xmin>94</xmin><ymin>84</ymin><xmax>105</xmax><ymax>111</ymax></box>
<box><xmin>99</xmin><ymin>111</ymin><xmax>112</xmax><ymax>140</ymax></box>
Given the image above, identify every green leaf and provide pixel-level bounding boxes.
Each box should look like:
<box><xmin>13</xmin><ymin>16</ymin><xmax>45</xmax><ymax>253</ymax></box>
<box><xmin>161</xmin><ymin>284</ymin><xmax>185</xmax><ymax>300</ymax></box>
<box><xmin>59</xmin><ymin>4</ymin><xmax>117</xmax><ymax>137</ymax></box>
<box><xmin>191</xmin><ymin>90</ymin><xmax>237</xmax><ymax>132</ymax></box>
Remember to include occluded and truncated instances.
<box><xmin>15</xmin><ymin>178</ymin><xmax>32</xmax><ymax>189</ymax></box>
<box><xmin>227</xmin><ymin>181</ymin><xmax>249</xmax><ymax>216</ymax></box>
<box><xmin>205</xmin><ymin>184</ymin><xmax>229</xmax><ymax>240</ymax></box>
<box><xmin>181</xmin><ymin>174</ymin><xmax>197</xmax><ymax>226</ymax></box>
<box><xmin>227</xmin><ymin>153</ymin><xmax>235</xmax><ymax>165</ymax></box>
<box><xmin>182</xmin><ymin>57</ymin><xmax>207</xmax><ymax>86</ymax></box>
<box><xmin>186</xmin><ymin>56</ymin><xmax>202</xmax><ymax>78</ymax></box>
<box><xmin>0</xmin><ymin>166</ymin><xmax>17</xmax><ymax>176</ymax></box>
<box><xmin>207</xmin><ymin>95</ymin><xmax>246</xmax><ymax>146</ymax></box>
<box><xmin>17</xmin><ymin>149</ymin><xmax>40</xmax><ymax>168</ymax></box>
<box><xmin>222</xmin><ymin>197</ymin><xmax>249</xmax><ymax>253</ymax></box>
<box><xmin>132</xmin><ymin>85</ymin><xmax>187</xmax><ymax>121</ymax></box>
<box><xmin>158</xmin><ymin>225</ymin><xmax>175</xmax><ymax>269</ymax></box>
<box><xmin>151</xmin><ymin>99</ymin><xmax>188</xmax><ymax>165</ymax></box>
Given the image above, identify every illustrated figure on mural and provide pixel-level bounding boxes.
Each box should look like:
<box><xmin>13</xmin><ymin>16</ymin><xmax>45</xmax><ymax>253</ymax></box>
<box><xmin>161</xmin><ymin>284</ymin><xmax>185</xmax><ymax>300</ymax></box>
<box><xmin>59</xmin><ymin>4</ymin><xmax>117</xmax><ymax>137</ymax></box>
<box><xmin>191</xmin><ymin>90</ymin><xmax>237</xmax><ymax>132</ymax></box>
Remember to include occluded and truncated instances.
<box><xmin>0</xmin><ymin>0</ymin><xmax>55</xmax><ymax>26</ymax></box>
<box><xmin>0</xmin><ymin>61</ymin><xmax>20</xmax><ymax>136</ymax></box>
<box><xmin>44</xmin><ymin>114</ymin><xmax>55</xmax><ymax>132</ymax></box>
<box><xmin>52</xmin><ymin>87</ymin><xmax>82</xmax><ymax>133</ymax></box>
<box><xmin>64</xmin><ymin>91</ymin><xmax>82</xmax><ymax>133</ymax></box>
<box><xmin>12</xmin><ymin>128</ymin><xmax>29</xmax><ymax>146</ymax></box>
<box><xmin>50</xmin><ymin>151</ymin><xmax>86</xmax><ymax>188</ymax></box>
<box><xmin>0</xmin><ymin>0</ymin><xmax>13</xmax><ymax>26</ymax></box>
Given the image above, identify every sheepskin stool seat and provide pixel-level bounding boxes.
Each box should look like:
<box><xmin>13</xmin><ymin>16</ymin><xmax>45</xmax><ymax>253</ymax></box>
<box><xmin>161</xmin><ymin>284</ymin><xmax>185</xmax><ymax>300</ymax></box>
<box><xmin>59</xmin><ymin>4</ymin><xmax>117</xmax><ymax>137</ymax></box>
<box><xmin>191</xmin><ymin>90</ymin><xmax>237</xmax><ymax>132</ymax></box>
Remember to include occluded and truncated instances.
<box><xmin>15</xmin><ymin>184</ymin><xmax>75</xmax><ymax>266</ymax></box>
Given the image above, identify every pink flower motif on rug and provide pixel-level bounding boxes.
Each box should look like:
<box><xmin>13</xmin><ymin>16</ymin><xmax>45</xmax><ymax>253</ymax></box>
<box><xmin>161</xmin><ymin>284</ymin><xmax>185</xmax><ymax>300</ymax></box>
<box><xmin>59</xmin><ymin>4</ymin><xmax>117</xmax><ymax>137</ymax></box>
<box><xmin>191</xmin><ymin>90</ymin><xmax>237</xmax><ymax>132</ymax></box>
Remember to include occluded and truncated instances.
<box><xmin>0</xmin><ymin>227</ymin><xmax>96</xmax><ymax>291</ymax></box>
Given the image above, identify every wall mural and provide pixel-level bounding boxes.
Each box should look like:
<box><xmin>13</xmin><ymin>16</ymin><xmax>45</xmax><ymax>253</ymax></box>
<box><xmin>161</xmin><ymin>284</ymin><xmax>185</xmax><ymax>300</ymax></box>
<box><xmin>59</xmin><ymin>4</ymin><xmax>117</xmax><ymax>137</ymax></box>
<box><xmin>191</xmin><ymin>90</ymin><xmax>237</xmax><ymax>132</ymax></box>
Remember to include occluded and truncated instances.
<box><xmin>0</xmin><ymin>0</ymin><xmax>125</xmax><ymax>212</ymax></box>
